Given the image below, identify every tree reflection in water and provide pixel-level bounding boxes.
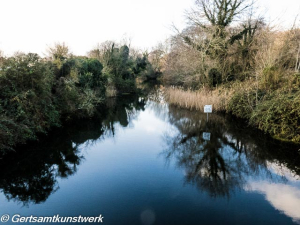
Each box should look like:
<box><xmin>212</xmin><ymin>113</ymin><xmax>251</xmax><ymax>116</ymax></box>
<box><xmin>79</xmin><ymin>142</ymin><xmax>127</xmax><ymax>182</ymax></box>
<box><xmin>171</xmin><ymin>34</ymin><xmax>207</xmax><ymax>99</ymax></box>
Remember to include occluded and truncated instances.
<box><xmin>0</xmin><ymin>94</ymin><xmax>146</xmax><ymax>205</ymax></box>
<box><xmin>0</xmin><ymin>91</ymin><xmax>299</xmax><ymax>206</ymax></box>
<box><xmin>162</xmin><ymin>105</ymin><xmax>300</xmax><ymax>198</ymax></box>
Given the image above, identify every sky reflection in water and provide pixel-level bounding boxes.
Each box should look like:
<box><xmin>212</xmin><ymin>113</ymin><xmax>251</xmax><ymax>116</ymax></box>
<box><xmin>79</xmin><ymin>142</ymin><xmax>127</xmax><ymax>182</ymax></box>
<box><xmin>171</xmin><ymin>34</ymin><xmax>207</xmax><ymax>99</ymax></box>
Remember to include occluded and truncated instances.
<box><xmin>0</xmin><ymin>93</ymin><xmax>299</xmax><ymax>225</ymax></box>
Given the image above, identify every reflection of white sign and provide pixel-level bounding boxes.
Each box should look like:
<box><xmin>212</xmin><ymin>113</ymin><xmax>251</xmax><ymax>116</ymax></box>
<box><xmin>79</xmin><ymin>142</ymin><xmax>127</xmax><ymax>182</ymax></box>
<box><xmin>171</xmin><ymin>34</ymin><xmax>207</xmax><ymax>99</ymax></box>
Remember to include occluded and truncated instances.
<box><xmin>204</xmin><ymin>105</ymin><xmax>212</xmax><ymax>113</ymax></box>
<box><xmin>203</xmin><ymin>132</ymin><xmax>211</xmax><ymax>141</ymax></box>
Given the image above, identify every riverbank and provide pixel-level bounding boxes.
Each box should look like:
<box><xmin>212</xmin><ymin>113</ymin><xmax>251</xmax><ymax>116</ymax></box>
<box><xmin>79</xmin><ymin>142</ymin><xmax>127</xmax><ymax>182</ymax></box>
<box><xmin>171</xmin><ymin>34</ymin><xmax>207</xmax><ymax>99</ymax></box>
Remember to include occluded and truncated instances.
<box><xmin>1</xmin><ymin>94</ymin><xmax>299</xmax><ymax>224</ymax></box>
<box><xmin>0</xmin><ymin>42</ymin><xmax>153</xmax><ymax>151</ymax></box>
<box><xmin>164</xmin><ymin>82</ymin><xmax>300</xmax><ymax>144</ymax></box>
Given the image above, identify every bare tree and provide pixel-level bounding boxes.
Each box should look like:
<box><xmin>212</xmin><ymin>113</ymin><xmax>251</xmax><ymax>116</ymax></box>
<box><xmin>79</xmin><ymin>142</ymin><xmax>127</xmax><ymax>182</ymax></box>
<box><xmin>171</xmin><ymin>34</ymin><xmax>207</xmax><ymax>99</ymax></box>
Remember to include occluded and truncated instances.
<box><xmin>188</xmin><ymin>0</ymin><xmax>253</xmax><ymax>29</ymax></box>
<box><xmin>46</xmin><ymin>42</ymin><xmax>70</xmax><ymax>61</ymax></box>
<box><xmin>296</xmin><ymin>42</ymin><xmax>300</xmax><ymax>72</ymax></box>
<box><xmin>148</xmin><ymin>43</ymin><xmax>166</xmax><ymax>74</ymax></box>
<box><xmin>45</xmin><ymin>42</ymin><xmax>71</xmax><ymax>69</ymax></box>
<box><xmin>87</xmin><ymin>41</ymin><xmax>115</xmax><ymax>66</ymax></box>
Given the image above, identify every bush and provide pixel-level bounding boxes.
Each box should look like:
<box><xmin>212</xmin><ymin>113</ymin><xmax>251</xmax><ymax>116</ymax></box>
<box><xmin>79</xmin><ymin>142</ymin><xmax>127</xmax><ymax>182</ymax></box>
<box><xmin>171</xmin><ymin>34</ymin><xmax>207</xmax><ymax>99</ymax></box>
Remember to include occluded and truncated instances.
<box><xmin>208</xmin><ymin>68</ymin><xmax>222</xmax><ymax>87</ymax></box>
<box><xmin>0</xmin><ymin>116</ymin><xmax>32</xmax><ymax>151</ymax></box>
<box><xmin>0</xmin><ymin>53</ymin><xmax>60</xmax><ymax>136</ymax></box>
<box><xmin>54</xmin><ymin>56</ymin><xmax>106</xmax><ymax>118</ymax></box>
<box><xmin>250</xmin><ymin>91</ymin><xmax>300</xmax><ymax>142</ymax></box>
<box><xmin>227</xmin><ymin>87</ymin><xmax>266</xmax><ymax>119</ymax></box>
<box><xmin>114</xmin><ymin>78</ymin><xmax>136</xmax><ymax>94</ymax></box>
<box><xmin>0</xmin><ymin>53</ymin><xmax>107</xmax><ymax>150</ymax></box>
<box><xmin>260</xmin><ymin>66</ymin><xmax>282</xmax><ymax>90</ymax></box>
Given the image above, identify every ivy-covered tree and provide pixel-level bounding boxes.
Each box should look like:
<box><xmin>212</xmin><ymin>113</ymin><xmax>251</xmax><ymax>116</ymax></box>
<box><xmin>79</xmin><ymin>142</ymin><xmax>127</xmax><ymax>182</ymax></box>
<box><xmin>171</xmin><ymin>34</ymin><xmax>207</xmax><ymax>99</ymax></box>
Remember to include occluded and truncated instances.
<box><xmin>90</xmin><ymin>42</ymin><xmax>145</xmax><ymax>94</ymax></box>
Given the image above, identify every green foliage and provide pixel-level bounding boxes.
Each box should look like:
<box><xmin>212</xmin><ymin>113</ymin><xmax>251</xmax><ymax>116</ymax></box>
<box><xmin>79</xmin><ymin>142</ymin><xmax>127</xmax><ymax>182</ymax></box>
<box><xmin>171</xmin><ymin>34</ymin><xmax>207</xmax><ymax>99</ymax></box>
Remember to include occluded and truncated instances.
<box><xmin>250</xmin><ymin>91</ymin><xmax>300</xmax><ymax>142</ymax></box>
<box><xmin>114</xmin><ymin>77</ymin><xmax>136</xmax><ymax>93</ymax></box>
<box><xmin>0</xmin><ymin>52</ymin><xmax>107</xmax><ymax>150</ymax></box>
<box><xmin>0</xmin><ymin>116</ymin><xmax>32</xmax><ymax>151</ymax></box>
<box><xmin>78</xmin><ymin>88</ymin><xmax>101</xmax><ymax>117</ymax></box>
<box><xmin>101</xmin><ymin>44</ymin><xmax>133</xmax><ymax>79</ymax></box>
<box><xmin>227</xmin><ymin>86</ymin><xmax>300</xmax><ymax>143</ymax></box>
<box><xmin>227</xmin><ymin>93</ymin><xmax>253</xmax><ymax>119</ymax></box>
<box><xmin>208</xmin><ymin>68</ymin><xmax>222</xmax><ymax>87</ymax></box>
<box><xmin>227</xmin><ymin>88</ymin><xmax>265</xmax><ymax>119</ymax></box>
<box><xmin>47</xmin><ymin>42</ymin><xmax>70</xmax><ymax>70</ymax></box>
<box><xmin>139</xmin><ymin>52</ymin><xmax>163</xmax><ymax>81</ymax></box>
<box><xmin>292</xmin><ymin>73</ymin><xmax>300</xmax><ymax>88</ymax></box>
<box><xmin>93</xmin><ymin>43</ymin><xmax>148</xmax><ymax>94</ymax></box>
<box><xmin>134</xmin><ymin>55</ymin><xmax>147</xmax><ymax>74</ymax></box>
<box><xmin>55</xmin><ymin>56</ymin><xmax>106</xmax><ymax>117</ymax></box>
<box><xmin>60</xmin><ymin>57</ymin><xmax>106</xmax><ymax>92</ymax></box>
<box><xmin>54</xmin><ymin>77</ymin><xmax>82</xmax><ymax>116</ymax></box>
<box><xmin>0</xmin><ymin>53</ymin><xmax>60</xmax><ymax>142</ymax></box>
<box><xmin>0</xmin><ymin>43</ymin><xmax>156</xmax><ymax>150</ymax></box>
<box><xmin>260</xmin><ymin>66</ymin><xmax>281</xmax><ymax>90</ymax></box>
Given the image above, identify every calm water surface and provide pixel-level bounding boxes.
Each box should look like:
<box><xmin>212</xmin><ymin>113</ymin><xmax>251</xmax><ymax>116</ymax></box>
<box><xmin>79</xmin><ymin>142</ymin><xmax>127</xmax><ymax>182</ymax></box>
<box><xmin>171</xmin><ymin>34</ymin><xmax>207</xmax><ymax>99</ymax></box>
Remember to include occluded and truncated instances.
<box><xmin>0</xmin><ymin>92</ymin><xmax>300</xmax><ymax>225</ymax></box>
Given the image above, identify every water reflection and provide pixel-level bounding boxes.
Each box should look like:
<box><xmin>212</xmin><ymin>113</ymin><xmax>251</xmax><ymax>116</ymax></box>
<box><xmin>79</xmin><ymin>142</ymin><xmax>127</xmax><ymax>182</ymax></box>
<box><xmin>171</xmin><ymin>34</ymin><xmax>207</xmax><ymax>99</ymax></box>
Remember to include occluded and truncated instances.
<box><xmin>0</xmin><ymin>90</ymin><xmax>300</xmax><ymax>224</ymax></box>
<box><xmin>162</xmin><ymin>105</ymin><xmax>300</xmax><ymax>199</ymax></box>
<box><xmin>0</xmin><ymin>95</ymin><xmax>146</xmax><ymax>205</ymax></box>
<box><xmin>248</xmin><ymin>182</ymin><xmax>300</xmax><ymax>223</ymax></box>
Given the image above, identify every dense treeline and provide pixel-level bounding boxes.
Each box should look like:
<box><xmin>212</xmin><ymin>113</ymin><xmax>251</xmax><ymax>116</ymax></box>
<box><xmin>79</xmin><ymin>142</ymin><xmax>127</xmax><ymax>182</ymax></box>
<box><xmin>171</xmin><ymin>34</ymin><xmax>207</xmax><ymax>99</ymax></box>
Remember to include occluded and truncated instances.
<box><xmin>0</xmin><ymin>42</ymin><xmax>151</xmax><ymax>151</ymax></box>
<box><xmin>160</xmin><ymin>0</ymin><xmax>300</xmax><ymax>143</ymax></box>
<box><xmin>1</xmin><ymin>0</ymin><xmax>299</xmax><ymax>148</ymax></box>
<box><xmin>88</xmin><ymin>41</ymin><xmax>162</xmax><ymax>93</ymax></box>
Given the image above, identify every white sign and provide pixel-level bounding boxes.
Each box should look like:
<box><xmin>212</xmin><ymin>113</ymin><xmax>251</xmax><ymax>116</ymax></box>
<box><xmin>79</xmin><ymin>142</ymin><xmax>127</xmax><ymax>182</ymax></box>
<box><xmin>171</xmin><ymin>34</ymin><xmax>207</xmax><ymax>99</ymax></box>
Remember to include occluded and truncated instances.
<box><xmin>204</xmin><ymin>105</ymin><xmax>212</xmax><ymax>113</ymax></box>
<box><xmin>203</xmin><ymin>132</ymin><xmax>211</xmax><ymax>141</ymax></box>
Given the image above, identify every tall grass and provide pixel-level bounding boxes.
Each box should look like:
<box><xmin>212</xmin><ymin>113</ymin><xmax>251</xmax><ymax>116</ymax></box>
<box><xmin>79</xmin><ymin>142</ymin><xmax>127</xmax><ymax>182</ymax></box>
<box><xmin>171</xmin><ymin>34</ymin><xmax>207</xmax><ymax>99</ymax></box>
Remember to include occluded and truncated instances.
<box><xmin>164</xmin><ymin>86</ymin><xmax>233</xmax><ymax>112</ymax></box>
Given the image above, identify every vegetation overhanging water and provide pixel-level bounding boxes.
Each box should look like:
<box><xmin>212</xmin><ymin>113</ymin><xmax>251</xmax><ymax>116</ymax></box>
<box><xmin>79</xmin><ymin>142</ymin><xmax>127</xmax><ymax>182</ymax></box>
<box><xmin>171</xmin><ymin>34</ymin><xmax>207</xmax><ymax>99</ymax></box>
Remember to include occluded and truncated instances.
<box><xmin>0</xmin><ymin>91</ymin><xmax>299</xmax><ymax>225</ymax></box>
<box><xmin>0</xmin><ymin>0</ymin><xmax>300</xmax><ymax>223</ymax></box>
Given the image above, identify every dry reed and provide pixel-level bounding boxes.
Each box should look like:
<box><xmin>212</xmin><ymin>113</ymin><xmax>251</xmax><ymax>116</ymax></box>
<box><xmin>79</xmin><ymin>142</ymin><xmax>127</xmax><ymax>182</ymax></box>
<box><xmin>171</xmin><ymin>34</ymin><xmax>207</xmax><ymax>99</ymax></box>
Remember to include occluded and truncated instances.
<box><xmin>164</xmin><ymin>86</ymin><xmax>233</xmax><ymax>112</ymax></box>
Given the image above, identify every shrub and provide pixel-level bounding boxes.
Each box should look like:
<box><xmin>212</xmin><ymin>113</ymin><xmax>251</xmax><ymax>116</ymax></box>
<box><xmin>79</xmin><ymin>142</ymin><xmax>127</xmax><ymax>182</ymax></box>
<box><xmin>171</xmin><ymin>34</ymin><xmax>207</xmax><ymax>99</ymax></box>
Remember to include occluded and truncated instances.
<box><xmin>0</xmin><ymin>53</ymin><xmax>107</xmax><ymax>149</ymax></box>
<box><xmin>208</xmin><ymin>68</ymin><xmax>222</xmax><ymax>87</ymax></box>
<box><xmin>250</xmin><ymin>91</ymin><xmax>300</xmax><ymax>142</ymax></box>
<box><xmin>227</xmin><ymin>88</ymin><xmax>266</xmax><ymax>119</ymax></box>
<box><xmin>0</xmin><ymin>53</ymin><xmax>60</xmax><ymax>135</ymax></box>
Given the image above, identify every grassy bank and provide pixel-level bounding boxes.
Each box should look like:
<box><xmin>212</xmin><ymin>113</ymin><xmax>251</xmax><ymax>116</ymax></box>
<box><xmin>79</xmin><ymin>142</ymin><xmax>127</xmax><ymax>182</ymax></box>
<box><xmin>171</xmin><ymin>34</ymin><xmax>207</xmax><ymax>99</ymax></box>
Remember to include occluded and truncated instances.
<box><xmin>164</xmin><ymin>80</ymin><xmax>300</xmax><ymax>143</ymax></box>
<box><xmin>164</xmin><ymin>86</ymin><xmax>233</xmax><ymax>112</ymax></box>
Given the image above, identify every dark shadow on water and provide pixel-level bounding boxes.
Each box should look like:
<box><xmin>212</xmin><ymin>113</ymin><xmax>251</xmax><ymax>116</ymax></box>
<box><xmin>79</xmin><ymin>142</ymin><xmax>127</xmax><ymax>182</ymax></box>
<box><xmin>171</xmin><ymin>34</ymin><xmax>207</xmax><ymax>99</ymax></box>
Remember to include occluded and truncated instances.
<box><xmin>0</xmin><ymin>90</ymin><xmax>299</xmax><ymax>206</ymax></box>
<box><xmin>0</xmin><ymin>94</ymin><xmax>146</xmax><ymax>205</ymax></box>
